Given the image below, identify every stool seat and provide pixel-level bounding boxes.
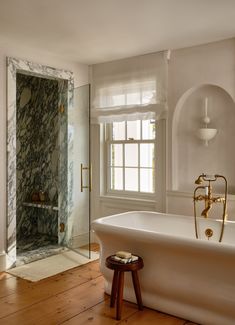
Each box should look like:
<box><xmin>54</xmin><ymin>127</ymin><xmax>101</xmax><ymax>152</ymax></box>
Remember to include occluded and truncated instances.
<box><xmin>106</xmin><ymin>255</ymin><xmax>144</xmax><ymax>320</ymax></box>
<box><xmin>106</xmin><ymin>255</ymin><xmax>144</xmax><ymax>272</ymax></box>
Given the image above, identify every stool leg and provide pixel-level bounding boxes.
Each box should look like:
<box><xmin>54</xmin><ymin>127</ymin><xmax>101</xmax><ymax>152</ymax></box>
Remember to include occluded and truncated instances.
<box><xmin>110</xmin><ymin>270</ymin><xmax>119</xmax><ymax>307</ymax></box>
<box><xmin>116</xmin><ymin>271</ymin><xmax>124</xmax><ymax>320</ymax></box>
<box><xmin>131</xmin><ymin>270</ymin><xmax>143</xmax><ymax>310</ymax></box>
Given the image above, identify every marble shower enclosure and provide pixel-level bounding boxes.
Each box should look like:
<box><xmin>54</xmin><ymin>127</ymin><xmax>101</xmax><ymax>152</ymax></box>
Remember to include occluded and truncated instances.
<box><xmin>7</xmin><ymin>57</ymin><xmax>74</xmax><ymax>267</ymax></box>
<box><xmin>16</xmin><ymin>74</ymin><xmax>59</xmax><ymax>242</ymax></box>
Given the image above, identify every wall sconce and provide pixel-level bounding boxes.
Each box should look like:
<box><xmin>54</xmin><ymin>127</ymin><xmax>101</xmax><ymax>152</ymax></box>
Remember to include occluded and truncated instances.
<box><xmin>196</xmin><ymin>97</ymin><xmax>217</xmax><ymax>146</ymax></box>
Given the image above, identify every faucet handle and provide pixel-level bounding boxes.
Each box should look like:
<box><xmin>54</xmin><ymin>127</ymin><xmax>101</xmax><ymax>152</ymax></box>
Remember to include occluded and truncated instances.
<box><xmin>194</xmin><ymin>194</ymin><xmax>205</xmax><ymax>201</ymax></box>
<box><xmin>212</xmin><ymin>196</ymin><xmax>225</xmax><ymax>203</ymax></box>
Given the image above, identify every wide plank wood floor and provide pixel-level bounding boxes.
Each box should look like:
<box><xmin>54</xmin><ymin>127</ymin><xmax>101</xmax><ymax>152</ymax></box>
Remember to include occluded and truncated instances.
<box><xmin>0</xmin><ymin>250</ymin><xmax>197</xmax><ymax>325</ymax></box>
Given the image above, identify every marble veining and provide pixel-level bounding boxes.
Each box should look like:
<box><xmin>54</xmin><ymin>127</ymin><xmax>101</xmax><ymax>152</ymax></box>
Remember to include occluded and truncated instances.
<box><xmin>16</xmin><ymin>234</ymin><xmax>63</xmax><ymax>266</ymax></box>
<box><xmin>7</xmin><ymin>57</ymin><xmax>74</xmax><ymax>267</ymax></box>
<box><xmin>58</xmin><ymin>80</ymin><xmax>69</xmax><ymax>245</ymax></box>
<box><xmin>16</xmin><ymin>73</ymin><xmax>59</xmax><ymax>241</ymax></box>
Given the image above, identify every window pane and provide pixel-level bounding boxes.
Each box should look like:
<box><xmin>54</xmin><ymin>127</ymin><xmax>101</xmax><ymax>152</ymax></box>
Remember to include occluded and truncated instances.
<box><xmin>111</xmin><ymin>167</ymin><xmax>123</xmax><ymax>190</ymax></box>
<box><xmin>142</xmin><ymin>120</ymin><xmax>155</xmax><ymax>140</ymax></box>
<box><xmin>140</xmin><ymin>143</ymin><xmax>154</xmax><ymax>168</ymax></box>
<box><xmin>125</xmin><ymin>144</ymin><xmax>138</xmax><ymax>167</ymax></box>
<box><xmin>127</xmin><ymin>120</ymin><xmax>140</xmax><ymax>140</ymax></box>
<box><xmin>112</xmin><ymin>122</ymin><xmax>125</xmax><ymax>140</ymax></box>
<box><xmin>140</xmin><ymin>169</ymin><xmax>154</xmax><ymax>193</ymax></box>
<box><xmin>111</xmin><ymin>144</ymin><xmax>123</xmax><ymax>166</ymax></box>
<box><xmin>125</xmin><ymin>168</ymin><xmax>138</xmax><ymax>191</ymax></box>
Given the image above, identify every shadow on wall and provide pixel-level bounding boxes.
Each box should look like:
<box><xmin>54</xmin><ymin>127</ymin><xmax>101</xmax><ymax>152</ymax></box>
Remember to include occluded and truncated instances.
<box><xmin>172</xmin><ymin>84</ymin><xmax>235</xmax><ymax>194</ymax></box>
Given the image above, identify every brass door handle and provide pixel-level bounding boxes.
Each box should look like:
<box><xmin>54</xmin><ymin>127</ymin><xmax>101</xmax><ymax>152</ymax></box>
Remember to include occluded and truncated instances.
<box><xmin>81</xmin><ymin>163</ymin><xmax>92</xmax><ymax>192</ymax></box>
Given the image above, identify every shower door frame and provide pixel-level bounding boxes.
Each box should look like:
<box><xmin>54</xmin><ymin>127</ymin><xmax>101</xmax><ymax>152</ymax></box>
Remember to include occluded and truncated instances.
<box><xmin>67</xmin><ymin>84</ymin><xmax>91</xmax><ymax>259</ymax></box>
<box><xmin>6</xmin><ymin>57</ymin><xmax>74</xmax><ymax>268</ymax></box>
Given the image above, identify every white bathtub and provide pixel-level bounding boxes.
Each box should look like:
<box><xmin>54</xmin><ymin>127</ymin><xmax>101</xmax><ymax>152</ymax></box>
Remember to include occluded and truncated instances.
<box><xmin>92</xmin><ymin>211</ymin><xmax>235</xmax><ymax>325</ymax></box>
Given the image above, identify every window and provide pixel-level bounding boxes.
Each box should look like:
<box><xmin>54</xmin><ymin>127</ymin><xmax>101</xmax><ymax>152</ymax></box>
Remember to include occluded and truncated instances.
<box><xmin>106</xmin><ymin>119</ymin><xmax>156</xmax><ymax>196</ymax></box>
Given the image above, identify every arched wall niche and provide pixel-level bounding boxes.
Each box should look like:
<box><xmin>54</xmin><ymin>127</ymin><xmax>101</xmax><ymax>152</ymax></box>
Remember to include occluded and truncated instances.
<box><xmin>172</xmin><ymin>84</ymin><xmax>235</xmax><ymax>194</ymax></box>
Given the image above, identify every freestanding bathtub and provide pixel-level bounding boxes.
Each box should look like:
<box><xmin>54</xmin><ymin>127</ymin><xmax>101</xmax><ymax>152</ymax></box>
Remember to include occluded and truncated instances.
<box><xmin>92</xmin><ymin>211</ymin><xmax>235</xmax><ymax>325</ymax></box>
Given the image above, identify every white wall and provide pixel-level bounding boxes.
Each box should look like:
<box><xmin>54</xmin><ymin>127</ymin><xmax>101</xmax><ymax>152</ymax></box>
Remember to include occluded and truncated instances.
<box><xmin>173</xmin><ymin>85</ymin><xmax>235</xmax><ymax>193</ymax></box>
<box><xmin>168</xmin><ymin>38</ymin><xmax>235</xmax><ymax>188</ymax></box>
<box><xmin>0</xmin><ymin>42</ymin><xmax>89</xmax><ymax>259</ymax></box>
<box><xmin>90</xmin><ymin>37</ymin><xmax>235</xmax><ymax>224</ymax></box>
<box><xmin>167</xmin><ymin>38</ymin><xmax>235</xmax><ymax>218</ymax></box>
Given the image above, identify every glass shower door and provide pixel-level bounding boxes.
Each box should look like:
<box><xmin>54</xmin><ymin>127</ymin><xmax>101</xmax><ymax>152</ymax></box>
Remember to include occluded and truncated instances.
<box><xmin>67</xmin><ymin>84</ymin><xmax>91</xmax><ymax>258</ymax></box>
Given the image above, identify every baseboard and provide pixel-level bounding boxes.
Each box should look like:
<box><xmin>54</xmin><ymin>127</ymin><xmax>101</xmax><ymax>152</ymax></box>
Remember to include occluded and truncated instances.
<box><xmin>72</xmin><ymin>232</ymin><xmax>98</xmax><ymax>249</ymax></box>
<box><xmin>72</xmin><ymin>233</ymin><xmax>89</xmax><ymax>248</ymax></box>
<box><xmin>90</xmin><ymin>231</ymin><xmax>98</xmax><ymax>243</ymax></box>
<box><xmin>0</xmin><ymin>253</ymin><xmax>6</xmax><ymax>272</ymax></box>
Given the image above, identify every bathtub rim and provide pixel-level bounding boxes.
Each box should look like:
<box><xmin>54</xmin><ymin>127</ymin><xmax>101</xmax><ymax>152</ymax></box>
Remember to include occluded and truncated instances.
<box><xmin>92</xmin><ymin>210</ymin><xmax>235</xmax><ymax>254</ymax></box>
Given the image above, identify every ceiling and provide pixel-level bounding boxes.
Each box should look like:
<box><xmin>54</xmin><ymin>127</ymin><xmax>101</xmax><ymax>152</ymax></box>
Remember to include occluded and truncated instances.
<box><xmin>0</xmin><ymin>0</ymin><xmax>235</xmax><ymax>65</ymax></box>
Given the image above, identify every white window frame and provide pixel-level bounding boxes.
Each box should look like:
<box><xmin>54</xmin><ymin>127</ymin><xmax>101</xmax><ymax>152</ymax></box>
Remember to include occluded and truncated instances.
<box><xmin>105</xmin><ymin>120</ymin><xmax>157</xmax><ymax>199</ymax></box>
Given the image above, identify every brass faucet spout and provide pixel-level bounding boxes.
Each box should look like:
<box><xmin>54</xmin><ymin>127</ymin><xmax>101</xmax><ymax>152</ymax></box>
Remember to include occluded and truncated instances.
<box><xmin>201</xmin><ymin>205</ymin><xmax>211</xmax><ymax>218</ymax></box>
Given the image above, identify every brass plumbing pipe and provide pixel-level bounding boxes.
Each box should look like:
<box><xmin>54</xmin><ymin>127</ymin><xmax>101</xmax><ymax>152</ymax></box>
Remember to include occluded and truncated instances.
<box><xmin>216</xmin><ymin>175</ymin><xmax>228</xmax><ymax>242</ymax></box>
<box><xmin>193</xmin><ymin>186</ymin><xmax>207</xmax><ymax>239</ymax></box>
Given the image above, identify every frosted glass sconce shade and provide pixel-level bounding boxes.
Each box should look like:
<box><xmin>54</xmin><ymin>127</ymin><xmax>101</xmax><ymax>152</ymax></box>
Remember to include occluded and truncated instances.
<box><xmin>196</xmin><ymin>128</ymin><xmax>217</xmax><ymax>146</ymax></box>
<box><xmin>196</xmin><ymin>97</ymin><xmax>217</xmax><ymax>146</ymax></box>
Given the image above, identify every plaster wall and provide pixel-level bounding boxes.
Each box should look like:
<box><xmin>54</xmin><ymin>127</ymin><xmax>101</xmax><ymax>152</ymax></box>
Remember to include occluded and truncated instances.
<box><xmin>167</xmin><ymin>38</ymin><xmax>235</xmax><ymax>218</ymax></box>
<box><xmin>0</xmin><ymin>42</ymin><xmax>89</xmax><ymax>260</ymax></box>
<box><xmin>168</xmin><ymin>39</ymin><xmax>235</xmax><ymax>113</ymax></box>
<box><xmin>173</xmin><ymin>85</ymin><xmax>235</xmax><ymax>193</ymax></box>
<box><xmin>90</xmin><ymin>38</ymin><xmax>235</xmax><ymax>226</ymax></box>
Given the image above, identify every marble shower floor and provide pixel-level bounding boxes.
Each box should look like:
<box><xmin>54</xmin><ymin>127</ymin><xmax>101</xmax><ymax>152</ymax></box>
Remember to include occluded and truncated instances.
<box><xmin>16</xmin><ymin>234</ymin><xmax>64</xmax><ymax>266</ymax></box>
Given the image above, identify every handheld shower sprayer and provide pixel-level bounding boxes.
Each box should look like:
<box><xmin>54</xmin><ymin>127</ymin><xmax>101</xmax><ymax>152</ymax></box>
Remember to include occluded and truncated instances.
<box><xmin>194</xmin><ymin>174</ymin><xmax>217</xmax><ymax>185</ymax></box>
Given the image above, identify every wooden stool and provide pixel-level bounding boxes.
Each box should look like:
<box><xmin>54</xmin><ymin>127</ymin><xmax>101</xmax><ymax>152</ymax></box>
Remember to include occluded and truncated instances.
<box><xmin>105</xmin><ymin>255</ymin><xmax>144</xmax><ymax>320</ymax></box>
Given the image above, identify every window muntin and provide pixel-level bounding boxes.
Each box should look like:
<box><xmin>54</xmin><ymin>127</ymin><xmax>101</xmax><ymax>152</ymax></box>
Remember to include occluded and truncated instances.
<box><xmin>107</xmin><ymin>119</ymin><xmax>155</xmax><ymax>195</ymax></box>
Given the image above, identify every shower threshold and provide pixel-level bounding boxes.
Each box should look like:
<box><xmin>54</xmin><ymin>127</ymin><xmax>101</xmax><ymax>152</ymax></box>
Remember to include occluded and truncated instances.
<box><xmin>16</xmin><ymin>234</ymin><xmax>63</xmax><ymax>266</ymax></box>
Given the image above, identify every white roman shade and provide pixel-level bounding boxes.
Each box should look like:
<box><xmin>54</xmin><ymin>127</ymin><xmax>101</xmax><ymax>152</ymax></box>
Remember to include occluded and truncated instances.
<box><xmin>90</xmin><ymin>51</ymin><xmax>168</xmax><ymax>123</ymax></box>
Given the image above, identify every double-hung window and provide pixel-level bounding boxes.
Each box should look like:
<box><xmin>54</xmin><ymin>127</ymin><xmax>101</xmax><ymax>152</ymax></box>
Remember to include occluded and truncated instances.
<box><xmin>91</xmin><ymin>51</ymin><xmax>167</xmax><ymax>205</ymax></box>
<box><xmin>106</xmin><ymin>119</ymin><xmax>156</xmax><ymax>197</ymax></box>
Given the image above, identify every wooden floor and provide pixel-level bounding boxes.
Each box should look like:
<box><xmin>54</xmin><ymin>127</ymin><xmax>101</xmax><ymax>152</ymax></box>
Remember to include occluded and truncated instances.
<box><xmin>0</xmin><ymin>247</ymin><xmax>197</xmax><ymax>325</ymax></box>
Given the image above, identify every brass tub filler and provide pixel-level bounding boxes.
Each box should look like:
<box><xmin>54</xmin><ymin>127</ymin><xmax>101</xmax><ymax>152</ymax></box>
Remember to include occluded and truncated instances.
<box><xmin>193</xmin><ymin>174</ymin><xmax>228</xmax><ymax>242</ymax></box>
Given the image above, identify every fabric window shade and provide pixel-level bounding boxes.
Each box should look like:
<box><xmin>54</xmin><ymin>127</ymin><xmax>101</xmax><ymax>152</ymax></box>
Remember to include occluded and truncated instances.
<box><xmin>90</xmin><ymin>51</ymin><xmax>168</xmax><ymax>123</ymax></box>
